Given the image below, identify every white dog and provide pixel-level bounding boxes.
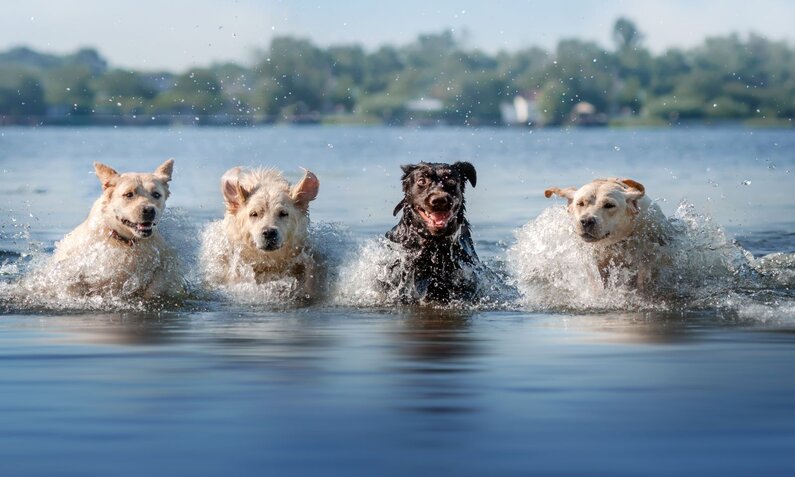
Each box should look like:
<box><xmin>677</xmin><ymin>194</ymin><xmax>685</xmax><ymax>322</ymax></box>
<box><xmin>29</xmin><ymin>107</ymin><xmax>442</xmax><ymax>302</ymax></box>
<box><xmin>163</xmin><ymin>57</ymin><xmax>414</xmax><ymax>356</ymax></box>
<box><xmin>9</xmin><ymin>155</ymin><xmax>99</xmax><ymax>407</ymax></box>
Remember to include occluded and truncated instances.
<box><xmin>201</xmin><ymin>167</ymin><xmax>320</xmax><ymax>292</ymax></box>
<box><xmin>545</xmin><ymin>178</ymin><xmax>670</xmax><ymax>289</ymax></box>
<box><xmin>51</xmin><ymin>159</ymin><xmax>183</xmax><ymax>298</ymax></box>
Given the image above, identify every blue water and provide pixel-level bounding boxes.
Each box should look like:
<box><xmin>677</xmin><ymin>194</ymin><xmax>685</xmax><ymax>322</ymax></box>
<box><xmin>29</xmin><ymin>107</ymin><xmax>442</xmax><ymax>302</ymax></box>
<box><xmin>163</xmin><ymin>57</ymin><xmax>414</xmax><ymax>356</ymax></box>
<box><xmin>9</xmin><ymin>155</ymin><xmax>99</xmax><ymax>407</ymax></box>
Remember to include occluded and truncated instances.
<box><xmin>1</xmin><ymin>126</ymin><xmax>795</xmax><ymax>476</ymax></box>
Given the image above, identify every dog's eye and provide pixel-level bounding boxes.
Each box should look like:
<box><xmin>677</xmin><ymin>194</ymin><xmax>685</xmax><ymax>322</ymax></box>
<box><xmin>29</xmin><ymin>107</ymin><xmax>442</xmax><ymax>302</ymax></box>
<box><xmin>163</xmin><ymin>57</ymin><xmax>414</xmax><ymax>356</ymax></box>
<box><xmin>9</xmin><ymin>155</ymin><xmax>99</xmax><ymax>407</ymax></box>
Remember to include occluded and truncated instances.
<box><xmin>604</xmin><ymin>203</ymin><xmax>616</xmax><ymax>209</ymax></box>
<box><xmin>249</xmin><ymin>211</ymin><xmax>258</xmax><ymax>218</ymax></box>
<box><xmin>278</xmin><ymin>210</ymin><xmax>289</xmax><ymax>218</ymax></box>
<box><xmin>416</xmin><ymin>177</ymin><xmax>428</xmax><ymax>186</ymax></box>
<box><xmin>123</xmin><ymin>191</ymin><xmax>134</xmax><ymax>199</ymax></box>
<box><xmin>151</xmin><ymin>191</ymin><xmax>162</xmax><ymax>199</ymax></box>
<box><xmin>576</xmin><ymin>201</ymin><xmax>585</xmax><ymax>207</ymax></box>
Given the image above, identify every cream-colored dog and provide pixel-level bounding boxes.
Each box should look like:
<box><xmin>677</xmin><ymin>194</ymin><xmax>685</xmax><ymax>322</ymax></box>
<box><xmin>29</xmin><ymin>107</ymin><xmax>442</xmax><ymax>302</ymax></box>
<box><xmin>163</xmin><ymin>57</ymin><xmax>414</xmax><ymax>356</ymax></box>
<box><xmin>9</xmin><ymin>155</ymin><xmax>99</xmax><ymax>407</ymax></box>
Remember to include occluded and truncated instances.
<box><xmin>52</xmin><ymin>159</ymin><xmax>183</xmax><ymax>298</ymax></box>
<box><xmin>201</xmin><ymin>167</ymin><xmax>320</xmax><ymax>288</ymax></box>
<box><xmin>545</xmin><ymin>178</ymin><xmax>670</xmax><ymax>289</ymax></box>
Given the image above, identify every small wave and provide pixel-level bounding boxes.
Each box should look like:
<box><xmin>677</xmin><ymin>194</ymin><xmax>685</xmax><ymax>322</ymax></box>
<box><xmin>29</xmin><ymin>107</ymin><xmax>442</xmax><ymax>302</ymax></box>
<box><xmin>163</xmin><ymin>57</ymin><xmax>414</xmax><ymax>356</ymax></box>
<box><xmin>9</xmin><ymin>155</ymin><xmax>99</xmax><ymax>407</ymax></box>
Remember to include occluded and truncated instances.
<box><xmin>0</xmin><ymin>250</ymin><xmax>23</xmax><ymax>277</ymax></box>
<box><xmin>752</xmin><ymin>252</ymin><xmax>795</xmax><ymax>287</ymax></box>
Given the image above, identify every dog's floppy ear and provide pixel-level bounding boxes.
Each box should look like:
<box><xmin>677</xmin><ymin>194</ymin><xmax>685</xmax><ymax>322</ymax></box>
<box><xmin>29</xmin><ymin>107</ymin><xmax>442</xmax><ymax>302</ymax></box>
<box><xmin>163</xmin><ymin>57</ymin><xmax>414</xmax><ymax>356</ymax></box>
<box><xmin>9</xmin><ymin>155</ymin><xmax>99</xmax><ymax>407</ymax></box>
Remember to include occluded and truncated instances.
<box><xmin>392</xmin><ymin>198</ymin><xmax>406</xmax><ymax>216</ymax></box>
<box><xmin>221</xmin><ymin>167</ymin><xmax>249</xmax><ymax>213</ymax></box>
<box><xmin>453</xmin><ymin>161</ymin><xmax>477</xmax><ymax>188</ymax></box>
<box><xmin>544</xmin><ymin>187</ymin><xmax>576</xmax><ymax>204</ymax></box>
<box><xmin>400</xmin><ymin>164</ymin><xmax>418</xmax><ymax>178</ymax></box>
<box><xmin>153</xmin><ymin>158</ymin><xmax>174</xmax><ymax>183</ymax></box>
<box><xmin>618</xmin><ymin>178</ymin><xmax>645</xmax><ymax>214</ymax></box>
<box><xmin>94</xmin><ymin>162</ymin><xmax>119</xmax><ymax>190</ymax></box>
<box><xmin>619</xmin><ymin>178</ymin><xmax>645</xmax><ymax>196</ymax></box>
<box><xmin>291</xmin><ymin>167</ymin><xmax>320</xmax><ymax>211</ymax></box>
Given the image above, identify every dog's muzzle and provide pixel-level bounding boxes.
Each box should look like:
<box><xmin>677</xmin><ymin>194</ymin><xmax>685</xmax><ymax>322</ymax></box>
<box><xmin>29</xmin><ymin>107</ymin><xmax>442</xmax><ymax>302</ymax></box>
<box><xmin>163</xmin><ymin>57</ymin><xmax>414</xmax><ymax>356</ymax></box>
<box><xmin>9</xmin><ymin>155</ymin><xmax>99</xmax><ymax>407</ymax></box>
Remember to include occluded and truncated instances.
<box><xmin>258</xmin><ymin>227</ymin><xmax>283</xmax><ymax>251</ymax></box>
<box><xmin>119</xmin><ymin>217</ymin><xmax>156</xmax><ymax>238</ymax></box>
<box><xmin>578</xmin><ymin>216</ymin><xmax>607</xmax><ymax>243</ymax></box>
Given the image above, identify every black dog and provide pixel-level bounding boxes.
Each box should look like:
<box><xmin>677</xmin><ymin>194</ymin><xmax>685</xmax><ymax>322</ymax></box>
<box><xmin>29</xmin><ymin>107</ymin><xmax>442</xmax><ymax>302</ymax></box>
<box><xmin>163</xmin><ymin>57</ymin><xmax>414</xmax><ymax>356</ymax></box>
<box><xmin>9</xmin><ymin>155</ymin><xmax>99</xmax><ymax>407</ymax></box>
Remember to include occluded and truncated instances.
<box><xmin>384</xmin><ymin>161</ymin><xmax>483</xmax><ymax>303</ymax></box>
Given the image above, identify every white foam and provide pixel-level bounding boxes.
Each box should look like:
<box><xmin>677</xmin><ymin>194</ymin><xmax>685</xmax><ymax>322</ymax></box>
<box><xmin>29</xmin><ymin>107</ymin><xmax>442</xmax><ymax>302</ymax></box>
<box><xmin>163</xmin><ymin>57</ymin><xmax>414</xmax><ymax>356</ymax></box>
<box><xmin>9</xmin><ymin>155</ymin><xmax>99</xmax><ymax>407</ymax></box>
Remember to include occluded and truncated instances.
<box><xmin>507</xmin><ymin>201</ymin><xmax>794</xmax><ymax>314</ymax></box>
<box><xmin>333</xmin><ymin>237</ymin><xmax>403</xmax><ymax>307</ymax></box>
<box><xmin>0</xmin><ymin>209</ymin><xmax>193</xmax><ymax>312</ymax></box>
<box><xmin>332</xmin><ymin>236</ymin><xmax>519</xmax><ymax>308</ymax></box>
<box><xmin>198</xmin><ymin>220</ymin><xmax>352</xmax><ymax>306</ymax></box>
<box><xmin>1</xmin><ymin>203</ymin><xmax>793</xmax><ymax>318</ymax></box>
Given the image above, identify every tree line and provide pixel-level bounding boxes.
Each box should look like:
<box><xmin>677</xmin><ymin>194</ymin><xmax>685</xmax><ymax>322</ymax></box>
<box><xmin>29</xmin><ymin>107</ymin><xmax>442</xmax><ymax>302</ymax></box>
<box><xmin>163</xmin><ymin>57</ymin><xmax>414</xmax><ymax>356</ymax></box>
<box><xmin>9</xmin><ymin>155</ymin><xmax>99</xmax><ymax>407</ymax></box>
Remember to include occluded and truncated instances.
<box><xmin>0</xmin><ymin>18</ymin><xmax>793</xmax><ymax>126</ymax></box>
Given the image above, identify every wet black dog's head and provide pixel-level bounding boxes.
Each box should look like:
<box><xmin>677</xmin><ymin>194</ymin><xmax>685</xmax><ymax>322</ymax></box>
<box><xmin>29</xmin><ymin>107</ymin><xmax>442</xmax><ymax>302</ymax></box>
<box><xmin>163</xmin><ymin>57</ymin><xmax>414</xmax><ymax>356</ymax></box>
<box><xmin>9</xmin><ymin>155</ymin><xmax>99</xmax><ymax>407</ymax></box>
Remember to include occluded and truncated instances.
<box><xmin>393</xmin><ymin>161</ymin><xmax>477</xmax><ymax>236</ymax></box>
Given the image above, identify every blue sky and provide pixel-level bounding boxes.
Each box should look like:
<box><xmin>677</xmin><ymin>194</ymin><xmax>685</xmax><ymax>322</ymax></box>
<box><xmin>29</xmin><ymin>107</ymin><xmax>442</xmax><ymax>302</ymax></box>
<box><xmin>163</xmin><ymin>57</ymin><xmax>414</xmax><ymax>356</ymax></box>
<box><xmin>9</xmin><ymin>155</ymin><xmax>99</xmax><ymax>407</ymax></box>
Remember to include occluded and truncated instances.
<box><xmin>1</xmin><ymin>0</ymin><xmax>793</xmax><ymax>71</ymax></box>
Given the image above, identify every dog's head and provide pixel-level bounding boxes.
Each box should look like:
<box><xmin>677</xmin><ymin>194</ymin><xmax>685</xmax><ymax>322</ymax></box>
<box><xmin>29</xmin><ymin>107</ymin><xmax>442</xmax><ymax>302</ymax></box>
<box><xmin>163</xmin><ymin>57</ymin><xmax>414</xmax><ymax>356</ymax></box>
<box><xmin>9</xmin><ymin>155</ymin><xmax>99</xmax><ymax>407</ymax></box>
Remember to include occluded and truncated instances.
<box><xmin>221</xmin><ymin>167</ymin><xmax>319</xmax><ymax>252</ymax></box>
<box><xmin>95</xmin><ymin>159</ymin><xmax>173</xmax><ymax>240</ymax></box>
<box><xmin>393</xmin><ymin>161</ymin><xmax>477</xmax><ymax>236</ymax></box>
<box><xmin>545</xmin><ymin>178</ymin><xmax>646</xmax><ymax>246</ymax></box>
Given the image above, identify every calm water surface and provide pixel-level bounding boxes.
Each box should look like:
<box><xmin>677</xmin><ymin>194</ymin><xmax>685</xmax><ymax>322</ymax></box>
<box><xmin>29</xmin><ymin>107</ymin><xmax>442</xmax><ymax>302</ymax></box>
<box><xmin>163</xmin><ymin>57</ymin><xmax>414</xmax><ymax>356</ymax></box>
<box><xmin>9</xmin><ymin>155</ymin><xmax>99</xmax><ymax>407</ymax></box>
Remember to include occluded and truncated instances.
<box><xmin>1</xmin><ymin>126</ymin><xmax>795</xmax><ymax>476</ymax></box>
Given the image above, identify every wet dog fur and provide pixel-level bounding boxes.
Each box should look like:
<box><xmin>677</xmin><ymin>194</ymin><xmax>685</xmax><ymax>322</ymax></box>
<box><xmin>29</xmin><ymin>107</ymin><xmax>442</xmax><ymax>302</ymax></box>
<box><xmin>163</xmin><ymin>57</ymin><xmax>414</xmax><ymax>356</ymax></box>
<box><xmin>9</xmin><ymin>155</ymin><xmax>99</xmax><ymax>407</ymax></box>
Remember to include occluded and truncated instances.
<box><xmin>385</xmin><ymin>161</ymin><xmax>482</xmax><ymax>303</ymax></box>
<box><xmin>545</xmin><ymin>178</ymin><xmax>671</xmax><ymax>290</ymax></box>
<box><xmin>52</xmin><ymin>159</ymin><xmax>183</xmax><ymax>298</ymax></box>
<box><xmin>202</xmin><ymin>166</ymin><xmax>320</xmax><ymax>290</ymax></box>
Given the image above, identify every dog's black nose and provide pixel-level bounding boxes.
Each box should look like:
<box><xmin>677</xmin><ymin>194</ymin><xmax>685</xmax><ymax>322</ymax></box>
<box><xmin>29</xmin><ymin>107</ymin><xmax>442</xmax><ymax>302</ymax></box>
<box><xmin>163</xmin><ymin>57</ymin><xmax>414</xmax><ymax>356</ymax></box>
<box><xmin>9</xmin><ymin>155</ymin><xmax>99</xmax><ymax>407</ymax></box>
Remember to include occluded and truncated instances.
<box><xmin>429</xmin><ymin>194</ymin><xmax>450</xmax><ymax>208</ymax></box>
<box><xmin>142</xmin><ymin>206</ymin><xmax>156</xmax><ymax>221</ymax></box>
<box><xmin>260</xmin><ymin>227</ymin><xmax>281</xmax><ymax>250</ymax></box>
<box><xmin>262</xmin><ymin>228</ymin><xmax>279</xmax><ymax>241</ymax></box>
<box><xmin>580</xmin><ymin>216</ymin><xmax>596</xmax><ymax>228</ymax></box>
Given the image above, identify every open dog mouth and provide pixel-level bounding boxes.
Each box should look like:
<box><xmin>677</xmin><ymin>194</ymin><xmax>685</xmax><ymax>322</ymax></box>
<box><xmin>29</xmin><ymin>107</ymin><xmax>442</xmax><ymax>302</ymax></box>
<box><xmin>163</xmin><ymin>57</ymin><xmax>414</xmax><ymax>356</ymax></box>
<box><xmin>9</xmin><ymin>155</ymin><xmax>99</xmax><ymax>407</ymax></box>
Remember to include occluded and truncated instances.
<box><xmin>119</xmin><ymin>217</ymin><xmax>156</xmax><ymax>236</ymax></box>
<box><xmin>416</xmin><ymin>208</ymin><xmax>453</xmax><ymax>233</ymax></box>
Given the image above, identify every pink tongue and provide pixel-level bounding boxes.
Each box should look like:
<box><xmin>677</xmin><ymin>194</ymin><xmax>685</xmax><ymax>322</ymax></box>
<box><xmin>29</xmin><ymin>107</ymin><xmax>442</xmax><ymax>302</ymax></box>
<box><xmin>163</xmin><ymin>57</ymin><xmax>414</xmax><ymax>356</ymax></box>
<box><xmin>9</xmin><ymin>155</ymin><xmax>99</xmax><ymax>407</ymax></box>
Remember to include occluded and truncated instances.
<box><xmin>429</xmin><ymin>212</ymin><xmax>450</xmax><ymax>226</ymax></box>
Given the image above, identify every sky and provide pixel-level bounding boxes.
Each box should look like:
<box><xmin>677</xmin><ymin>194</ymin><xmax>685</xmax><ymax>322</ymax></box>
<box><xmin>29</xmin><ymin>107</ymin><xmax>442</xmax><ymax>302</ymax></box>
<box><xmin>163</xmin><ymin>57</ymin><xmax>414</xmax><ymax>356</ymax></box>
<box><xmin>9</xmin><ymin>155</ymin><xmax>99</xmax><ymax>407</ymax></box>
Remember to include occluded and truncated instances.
<box><xmin>1</xmin><ymin>0</ymin><xmax>793</xmax><ymax>71</ymax></box>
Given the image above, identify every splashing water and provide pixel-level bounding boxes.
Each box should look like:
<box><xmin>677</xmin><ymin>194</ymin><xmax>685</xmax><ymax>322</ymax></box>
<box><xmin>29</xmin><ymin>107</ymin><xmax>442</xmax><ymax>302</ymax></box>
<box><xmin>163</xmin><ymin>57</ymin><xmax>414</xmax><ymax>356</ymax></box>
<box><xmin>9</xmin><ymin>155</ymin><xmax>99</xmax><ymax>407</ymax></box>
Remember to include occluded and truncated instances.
<box><xmin>333</xmin><ymin>237</ymin><xmax>403</xmax><ymax>307</ymax></box>
<box><xmin>0</xmin><ymin>209</ymin><xmax>195</xmax><ymax>312</ymax></box>
<box><xmin>507</xmin><ymin>201</ymin><xmax>795</xmax><ymax>316</ymax></box>
<box><xmin>333</xmin><ymin>236</ymin><xmax>518</xmax><ymax>309</ymax></box>
<box><xmin>198</xmin><ymin>220</ymin><xmax>352</xmax><ymax>306</ymax></box>
<box><xmin>1</xmin><ymin>204</ymin><xmax>792</xmax><ymax>316</ymax></box>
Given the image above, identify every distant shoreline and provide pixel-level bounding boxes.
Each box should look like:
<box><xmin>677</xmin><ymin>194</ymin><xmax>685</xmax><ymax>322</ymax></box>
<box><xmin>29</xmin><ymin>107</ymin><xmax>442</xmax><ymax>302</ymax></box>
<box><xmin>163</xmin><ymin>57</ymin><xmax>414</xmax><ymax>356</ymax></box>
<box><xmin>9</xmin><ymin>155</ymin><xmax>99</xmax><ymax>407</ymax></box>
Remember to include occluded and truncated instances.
<box><xmin>1</xmin><ymin>115</ymin><xmax>791</xmax><ymax>129</ymax></box>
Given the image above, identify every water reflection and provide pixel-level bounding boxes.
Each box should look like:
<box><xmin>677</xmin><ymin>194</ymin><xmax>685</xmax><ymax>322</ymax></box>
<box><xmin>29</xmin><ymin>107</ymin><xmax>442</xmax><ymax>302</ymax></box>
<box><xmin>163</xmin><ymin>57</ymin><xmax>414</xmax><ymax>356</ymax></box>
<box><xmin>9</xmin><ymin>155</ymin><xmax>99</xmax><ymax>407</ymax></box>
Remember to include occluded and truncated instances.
<box><xmin>394</xmin><ymin>307</ymin><xmax>479</xmax><ymax>360</ymax></box>
<box><xmin>43</xmin><ymin>312</ymin><xmax>189</xmax><ymax>346</ymax></box>
<box><xmin>389</xmin><ymin>308</ymin><xmax>482</xmax><ymax>417</ymax></box>
<box><xmin>547</xmin><ymin>310</ymin><xmax>757</xmax><ymax>345</ymax></box>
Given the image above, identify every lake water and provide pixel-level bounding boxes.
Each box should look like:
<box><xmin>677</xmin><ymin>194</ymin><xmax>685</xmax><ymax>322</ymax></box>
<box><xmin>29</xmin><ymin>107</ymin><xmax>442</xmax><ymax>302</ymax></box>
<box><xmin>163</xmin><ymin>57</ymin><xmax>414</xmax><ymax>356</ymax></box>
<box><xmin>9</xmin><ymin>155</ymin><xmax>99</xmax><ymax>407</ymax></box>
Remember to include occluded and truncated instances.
<box><xmin>1</xmin><ymin>126</ymin><xmax>795</xmax><ymax>476</ymax></box>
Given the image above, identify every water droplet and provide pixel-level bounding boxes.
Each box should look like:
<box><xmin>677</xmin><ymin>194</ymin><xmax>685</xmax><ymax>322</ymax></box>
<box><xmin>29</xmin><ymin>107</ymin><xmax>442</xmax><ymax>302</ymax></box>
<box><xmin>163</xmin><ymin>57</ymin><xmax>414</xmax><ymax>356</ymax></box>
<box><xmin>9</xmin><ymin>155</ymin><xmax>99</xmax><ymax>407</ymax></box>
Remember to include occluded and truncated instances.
<box><xmin>327</xmin><ymin>143</ymin><xmax>334</xmax><ymax>149</ymax></box>
<box><xmin>613</xmin><ymin>145</ymin><xmax>621</xmax><ymax>151</ymax></box>
<box><xmin>741</xmin><ymin>180</ymin><xmax>752</xmax><ymax>186</ymax></box>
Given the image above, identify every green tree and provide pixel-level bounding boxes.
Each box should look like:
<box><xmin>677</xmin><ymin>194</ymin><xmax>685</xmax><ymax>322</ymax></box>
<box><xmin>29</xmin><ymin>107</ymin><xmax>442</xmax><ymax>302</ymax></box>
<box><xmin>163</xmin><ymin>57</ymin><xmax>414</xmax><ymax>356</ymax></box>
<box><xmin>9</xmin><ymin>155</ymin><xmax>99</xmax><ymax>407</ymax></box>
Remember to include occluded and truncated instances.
<box><xmin>153</xmin><ymin>69</ymin><xmax>224</xmax><ymax>115</ymax></box>
<box><xmin>613</xmin><ymin>17</ymin><xmax>643</xmax><ymax>52</ymax></box>
<box><xmin>446</xmin><ymin>72</ymin><xmax>507</xmax><ymax>125</ymax></box>
<box><xmin>540</xmin><ymin>39</ymin><xmax>613</xmax><ymax>124</ymax></box>
<box><xmin>44</xmin><ymin>65</ymin><xmax>95</xmax><ymax>115</ymax></box>
<box><xmin>254</xmin><ymin>37</ymin><xmax>331</xmax><ymax>116</ymax></box>
<box><xmin>0</xmin><ymin>68</ymin><xmax>46</xmax><ymax>117</ymax></box>
<box><xmin>92</xmin><ymin>70</ymin><xmax>158</xmax><ymax>114</ymax></box>
<box><xmin>364</xmin><ymin>46</ymin><xmax>404</xmax><ymax>93</ymax></box>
